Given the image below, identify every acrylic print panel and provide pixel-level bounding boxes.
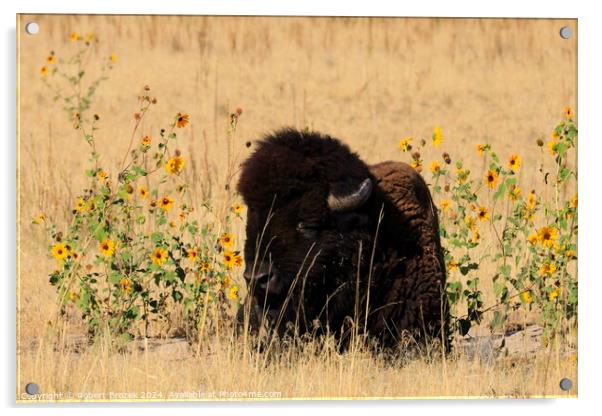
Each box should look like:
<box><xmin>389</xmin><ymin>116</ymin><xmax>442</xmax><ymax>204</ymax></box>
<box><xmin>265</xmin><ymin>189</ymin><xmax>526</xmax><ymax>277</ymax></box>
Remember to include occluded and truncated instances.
<box><xmin>17</xmin><ymin>14</ymin><xmax>577</xmax><ymax>402</ymax></box>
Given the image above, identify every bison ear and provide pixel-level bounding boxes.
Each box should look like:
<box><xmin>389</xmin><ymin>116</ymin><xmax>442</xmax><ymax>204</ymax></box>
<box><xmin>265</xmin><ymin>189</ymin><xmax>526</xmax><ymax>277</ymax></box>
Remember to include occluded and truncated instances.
<box><xmin>327</xmin><ymin>178</ymin><xmax>373</xmax><ymax>212</ymax></box>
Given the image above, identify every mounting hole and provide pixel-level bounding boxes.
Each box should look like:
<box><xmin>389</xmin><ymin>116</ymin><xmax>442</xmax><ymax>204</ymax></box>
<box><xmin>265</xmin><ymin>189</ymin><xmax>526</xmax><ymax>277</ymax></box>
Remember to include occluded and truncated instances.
<box><xmin>25</xmin><ymin>22</ymin><xmax>39</xmax><ymax>35</ymax></box>
<box><xmin>559</xmin><ymin>378</ymin><xmax>573</xmax><ymax>391</ymax></box>
<box><xmin>25</xmin><ymin>383</ymin><xmax>39</xmax><ymax>395</ymax></box>
<box><xmin>559</xmin><ymin>26</ymin><xmax>572</xmax><ymax>39</ymax></box>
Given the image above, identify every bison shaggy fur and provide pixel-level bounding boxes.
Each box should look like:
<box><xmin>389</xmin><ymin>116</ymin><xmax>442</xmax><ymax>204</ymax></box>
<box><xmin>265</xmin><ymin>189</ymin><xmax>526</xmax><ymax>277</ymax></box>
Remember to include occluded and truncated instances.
<box><xmin>237</xmin><ymin>128</ymin><xmax>449</xmax><ymax>350</ymax></box>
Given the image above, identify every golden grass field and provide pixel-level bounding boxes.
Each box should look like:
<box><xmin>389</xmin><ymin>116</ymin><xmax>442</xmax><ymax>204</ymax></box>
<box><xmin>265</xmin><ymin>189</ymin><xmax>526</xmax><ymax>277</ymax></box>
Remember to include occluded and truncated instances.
<box><xmin>17</xmin><ymin>15</ymin><xmax>577</xmax><ymax>400</ymax></box>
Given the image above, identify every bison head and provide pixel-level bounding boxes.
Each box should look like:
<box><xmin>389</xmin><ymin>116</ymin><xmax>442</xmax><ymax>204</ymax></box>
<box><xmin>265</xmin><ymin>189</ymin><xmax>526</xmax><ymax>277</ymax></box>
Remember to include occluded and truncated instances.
<box><xmin>237</xmin><ymin>129</ymin><xmax>377</xmax><ymax>327</ymax></box>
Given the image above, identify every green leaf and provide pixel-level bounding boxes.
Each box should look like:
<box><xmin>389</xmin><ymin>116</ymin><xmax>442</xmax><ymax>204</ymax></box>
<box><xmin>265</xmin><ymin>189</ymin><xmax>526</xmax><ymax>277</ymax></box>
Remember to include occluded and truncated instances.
<box><xmin>132</xmin><ymin>165</ymin><xmax>147</xmax><ymax>176</ymax></box>
<box><xmin>500</xmin><ymin>264</ymin><xmax>511</xmax><ymax>278</ymax></box>
<box><xmin>151</xmin><ymin>232</ymin><xmax>164</xmax><ymax>244</ymax></box>
<box><xmin>164</xmin><ymin>271</ymin><xmax>176</xmax><ymax>283</ymax></box>
<box><xmin>172</xmin><ymin>290</ymin><xmax>183</xmax><ymax>302</ymax></box>
<box><xmin>460</xmin><ymin>262</ymin><xmax>479</xmax><ymax>276</ymax></box>
<box><xmin>109</xmin><ymin>272</ymin><xmax>122</xmax><ymax>284</ymax></box>
<box><xmin>458</xmin><ymin>319</ymin><xmax>471</xmax><ymax>336</ymax></box>
<box><xmin>493</xmin><ymin>183</ymin><xmax>506</xmax><ymax>201</ymax></box>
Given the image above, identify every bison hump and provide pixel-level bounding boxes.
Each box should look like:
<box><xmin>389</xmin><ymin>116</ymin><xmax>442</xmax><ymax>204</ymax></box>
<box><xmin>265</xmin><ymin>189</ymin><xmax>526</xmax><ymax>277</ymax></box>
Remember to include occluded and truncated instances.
<box><xmin>369</xmin><ymin>161</ymin><xmax>439</xmax><ymax>240</ymax></box>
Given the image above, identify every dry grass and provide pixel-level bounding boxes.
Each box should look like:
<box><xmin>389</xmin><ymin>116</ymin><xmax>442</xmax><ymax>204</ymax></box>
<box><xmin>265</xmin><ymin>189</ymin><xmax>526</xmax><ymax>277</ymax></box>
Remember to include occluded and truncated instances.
<box><xmin>17</xmin><ymin>15</ymin><xmax>577</xmax><ymax>400</ymax></box>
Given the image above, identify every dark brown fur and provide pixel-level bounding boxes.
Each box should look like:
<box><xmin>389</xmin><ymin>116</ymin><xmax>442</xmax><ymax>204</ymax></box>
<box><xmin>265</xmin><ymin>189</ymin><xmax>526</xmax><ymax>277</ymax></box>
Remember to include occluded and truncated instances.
<box><xmin>237</xmin><ymin>128</ymin><xmax>449</xmax><ymax>350</ymax></box>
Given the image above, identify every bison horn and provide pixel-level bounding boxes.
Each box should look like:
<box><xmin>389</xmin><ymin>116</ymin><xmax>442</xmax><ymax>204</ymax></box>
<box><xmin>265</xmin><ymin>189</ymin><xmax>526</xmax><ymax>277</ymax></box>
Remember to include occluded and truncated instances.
<box><xmin>327</xmin><ymin>178</ymin><xmax>373</xmax><ymax>212</ymax></box>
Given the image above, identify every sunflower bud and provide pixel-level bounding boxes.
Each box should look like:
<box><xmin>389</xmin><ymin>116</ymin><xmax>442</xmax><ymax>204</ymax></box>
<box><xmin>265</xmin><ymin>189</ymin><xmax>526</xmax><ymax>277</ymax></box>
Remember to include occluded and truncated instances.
<box><xmin>536</xmin><ymin>138</ymin><xmax>544</xmax><ymax>147</ymax></box>
<box><xmin>245</xmin><ymin>141</ymin><xmax>252</xmax><ymax>148</ymax></box>
<box><xmin>443</xmin><ymin>152</ymin><xmax>451</xmax><ymax>164</ymax></box>
<box><xmin>411</xmin><ymin>151</ymin><xmax>421</xmax><ymax>161</ymax></box>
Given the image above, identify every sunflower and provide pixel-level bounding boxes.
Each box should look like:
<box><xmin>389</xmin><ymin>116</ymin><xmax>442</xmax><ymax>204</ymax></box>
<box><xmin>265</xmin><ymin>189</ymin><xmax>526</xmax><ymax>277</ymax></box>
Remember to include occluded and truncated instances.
<box><xmin>470</xmin><ymin>229</ymin><xmax>480</xmax><ymax>244</ymax></box>
<box><xmin>508</xmin><ymin>186</ymin><xmax>522</xmax><ymax>201</ymax></box>
<box><xmin>564</xmin><ymin>106</ymin><xmax>574</xmax><ymax>119</ymax></box>
<box><xmin>549</xmin><ymin>288</ymin><xmax>561</xmax><ymax>301</ymax></box>
<box><xmin>234</xmin><ymin>255</ymin><xmax>243</xmax><ymax>268</ymax></box>
<box><xmin>96</xmin><ymin>170</ymin><xmax>108</xmax><ymax>181</ymax></box>
<box><xmin>75</xmin><ymin>197</ymin><xmax>86</xmax><ymax>212</ymax></box>
<box><xmin>526</xmin><ymin>190</ymin><xmax>537</xmax><ymax>210</ymax></box>
<box><xmin>227</xmin><ymin>285</ymin><xmax>239</xmax><ymax>300</ymax></box>
<box><xmin>527</xmin><ymin>233</ymin><xmax>538</xmax><ymax>245</ymax></box>
<box><xmin>477</xmin><ymin>206</ymin><xmax>489</xmax><ymax>221</ymax></box>
<box><xmin>69</xmin><ymin>32</ymin><xmax>79</xmax><ymax>42</ymax></box>
<box><xmin>199</xmin><ymin>261</ymin><xmax>212</xmax><ymax>272</ymax></box>
<box><xmin>429</xmin><ymin>161</ymin><xmax>441</xmax><ymax>174</ymax></box>
<box><xmin>223</xmin><ymin>250</ymin><xmax>236</xmax><ymax>268</ymax></box>
<box><xmin>508</xmin><ymin>155</ymin><xmax>521</xmax><ymax>171</ymax></box>
<box><xmin>440</xmin><ymin>199</ymin><xmax>451</xmax><ymax>213</ymax></box>
<box><xmin>410</xmin><ymin>159</ymin><xmax>423</xmax><ymax>172</ymax></box>
<box><xmin>536</xmin><ymin>226</ymin><xmax>558</xmax><ymax>248</ymax></box>
<box><xmin>85</xmin><ymin>32</ymin><xmax>94</xmax><ymax>42</ymax></box>
<box><xmin>51</xmin><ymin>243</ymin><xmax>69</xmax><ymax>260</ymax></box>
<box><xmin>40</xmin><ymin>66</ymin><xmax>49</xmax><ymax>76</ymax></box>
<box><xmin>165</xmin><ymin>156</ymin><xmax>185</xmax><ymax>174</ymax></box>
<box><xmin>219</xmin><ymin>233</ymin><xmax>235</xmax><ymax>248</ymax></box>
<box><xmin>141</xmin><ymin>135</ymin><xmax>152</xmax><ymax>147</ymax></box>
<box><xmin>565</xmin><ymin>249</ymin><xmax>576</xmax><ymax>259</ymax></box>
<box><xmin>547</xmin><ymin>140</ymin><xmax>559</xmax><ymax>155</ymax></box>
<box><xmin>538</xmin><ymin>262</ymin><xmax>557</xmax><ymax>277</ymax></box>
<box><xmin>223</xmin><ymin>251</ymin><xmax>242</xmax><ymax>269</ymax></box>
<box><xmin>476</xmin><ymin>144</ymin><xmax>486</xmax><ymax>156</ymax></box>
<box><xmin>398</xmin><ymin>137</ymin><xmax>412</xmax><ymax>152</ymax></box>
<box><xmin>99</xmin><ymin>239</ymin><xmax>115</xmax><ymax>257</ymax></box>
<box><xmin>232</xmin><ymin>202</ymin><xmax>243</xmax><ymax>215</ymax></box>
<box><xmin>432</xmin><ymin>126</ymin><xmax>443</xmax><ymax>148</ymax></box>
<box><xmin>570</xmin><ymin>194</ymin><xmax>578</xmax><ymax>209</ymax></box>
<box><xmin>484</xmin><ymin>169</ymin><xmax>499</xmax><ymax>189</ymax></box>
<box><xmin>159</xmin><ymin>196</ymin><xmax>174</xmax><ymax>211</ymax></box>
<box><xmin>447</xmin><ymin>260</ymin><xmax>459</xmax><ymax>271</ymax></box>
<box><xmin>464</xmin><ymin>214</ymin><xmax>476</xmax><ymax>231</ymax></box>
<box><xmin>110</xmin><ymin>53</ymin><xmax>118</xmax><ymax>63</ymax></box>
<box><xmin>46</xmin><ymin>54</ymin><xmax>56</xmax><ymax>65</ymax></box>
<box><xmin>68</xmin><ymin>291</ymin><xmax>79</xmax><ymax>302</ymax></box>
<box><xmin>520</xmin><ymin>291</ymin><xmax>533</xmax><ymax>304</ymax></box>
<box><xmin>456</xmin><ymin>168</ymin><xmax>468</xmax><ymax>184</ymax></box>
<box><xmin>223</xmin><ymin>275</ymin><xmax>233</xmax><ymax>288</ymax></box>
<box><xmin>138</xmin><ymin>187</ymin><xmax>149</xmax><ymax>199</ymax></box>
<box><xmin>119</xmin><ymin>278</ymin><xmax>133</xmax><ymax>295</ymax></box>
<box><xmin>151</xmin><ymin>247</ymin><xmax>168</xmax><ymax>265</ymax></box>
<box><xmin>175</xmin><ymin>112</ymin><xmax>190</xmax><ymax>128</ymax></box>
<box><xmin>33</xmin><ymin>213</ymin><xmax>46</xmax><ymax>224</ymax></box>
<box><xmin>187</xmin><ymin>248</ymin><xmax>199</xmax><ymax>262</ymax></box>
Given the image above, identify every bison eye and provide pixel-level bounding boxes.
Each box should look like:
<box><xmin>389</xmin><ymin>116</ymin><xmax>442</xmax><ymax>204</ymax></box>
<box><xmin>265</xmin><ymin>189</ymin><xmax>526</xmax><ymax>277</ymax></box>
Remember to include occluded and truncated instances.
<box><xmin>296</xmin><ymin>222</ymin><xmax>319</xmax><ymax>237</ymax></box>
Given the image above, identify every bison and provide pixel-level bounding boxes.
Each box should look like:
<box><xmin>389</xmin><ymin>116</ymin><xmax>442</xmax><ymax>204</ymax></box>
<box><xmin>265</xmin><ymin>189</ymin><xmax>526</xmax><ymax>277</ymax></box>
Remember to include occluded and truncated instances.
<box><xmin>236</xmin><ymin>128</ymin><xmax>449</xmax><ymax>351</ymax></box>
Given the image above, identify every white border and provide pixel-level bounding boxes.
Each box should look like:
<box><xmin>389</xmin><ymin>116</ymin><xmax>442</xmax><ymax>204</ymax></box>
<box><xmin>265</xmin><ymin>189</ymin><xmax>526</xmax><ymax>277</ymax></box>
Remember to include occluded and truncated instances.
<box><xmin>3</xmin><ymin>0</ymin><xmax>601</xmax><ymax>415</ymax></box>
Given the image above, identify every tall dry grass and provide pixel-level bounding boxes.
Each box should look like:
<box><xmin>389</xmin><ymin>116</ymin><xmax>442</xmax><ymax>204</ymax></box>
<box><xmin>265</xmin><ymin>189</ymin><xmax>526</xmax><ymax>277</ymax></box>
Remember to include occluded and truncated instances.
<box><xmin>17</xmin><ymin>15</ymin><xmax>577</xmax><ymax>400</ymax></box>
